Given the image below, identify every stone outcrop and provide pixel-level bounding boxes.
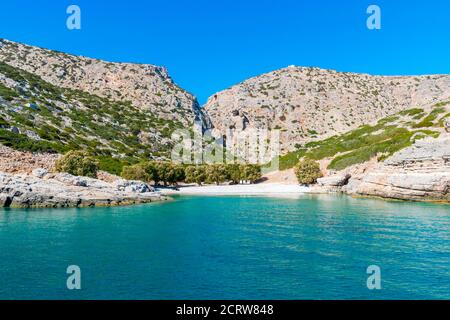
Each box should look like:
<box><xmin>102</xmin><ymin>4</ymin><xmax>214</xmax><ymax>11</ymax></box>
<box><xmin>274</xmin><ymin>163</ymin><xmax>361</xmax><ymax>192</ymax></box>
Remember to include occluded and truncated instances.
<box><xmin>343</xmin><ymin>135</ymin><xmax>450</xmax><ymax>202</ymax></box>
<box><xmin>317</xmin><ymin>174</ymin><xmax>351</xmax><ymax>187</ymax></box>
<box><xmin>0</xmin><ymin>171</ymin><xmax>165</xmax><ymax>208</ymax></box>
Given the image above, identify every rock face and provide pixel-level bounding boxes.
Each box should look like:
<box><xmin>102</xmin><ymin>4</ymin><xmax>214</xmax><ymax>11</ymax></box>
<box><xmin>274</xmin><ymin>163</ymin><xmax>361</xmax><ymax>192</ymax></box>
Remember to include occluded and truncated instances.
<box><xmin>344</xmin><ymin>135</ymin><xmax>450</xmax><ymax>202</ymax></box>
<box><xmin>317</xmin><ymin>174</ymin><xmax>351</xmax><ymax>187</ymax></box>
<box><xmin>0</xmin><ymin>171</ymin><xmax>163</xmax><ymax>208</ymax></box>
<box><xmin>204</xmin><ymin>66</ymin><xmax>450</xmax><ymax>152</ymax></box>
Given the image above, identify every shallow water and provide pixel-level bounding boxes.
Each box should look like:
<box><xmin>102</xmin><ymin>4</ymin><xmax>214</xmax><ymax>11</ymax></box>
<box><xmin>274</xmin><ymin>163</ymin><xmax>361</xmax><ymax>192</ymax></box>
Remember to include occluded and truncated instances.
<box><xmin>0</xmin><ymin>194</ymin><xmax>449</xmax><ymax>299</ymax></box>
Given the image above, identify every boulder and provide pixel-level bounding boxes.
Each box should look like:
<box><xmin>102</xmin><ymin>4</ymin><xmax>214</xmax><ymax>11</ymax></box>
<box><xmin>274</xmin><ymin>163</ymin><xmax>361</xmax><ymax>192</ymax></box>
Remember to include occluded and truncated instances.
<box><xmin>114</xmin><ymin>179</ymin><xmax>154</xmax><ymax>193</ymax></box>
<box><xmin>317</xmin><ymin>174</ymin><xmax>351</xmax><ymax>187</ymax></box>
<box><xmin>53</xmin><ymin>173</ymin><xmax>88</xmax><ymax>187</ymax></box>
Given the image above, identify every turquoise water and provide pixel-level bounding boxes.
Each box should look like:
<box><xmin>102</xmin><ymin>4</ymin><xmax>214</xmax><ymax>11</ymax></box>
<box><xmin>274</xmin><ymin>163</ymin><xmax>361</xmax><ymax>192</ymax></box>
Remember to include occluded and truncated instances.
<box><xmin>0</xmin><ymin>194</ymin><xmax>449</xmax><ymax>300</ymax></box>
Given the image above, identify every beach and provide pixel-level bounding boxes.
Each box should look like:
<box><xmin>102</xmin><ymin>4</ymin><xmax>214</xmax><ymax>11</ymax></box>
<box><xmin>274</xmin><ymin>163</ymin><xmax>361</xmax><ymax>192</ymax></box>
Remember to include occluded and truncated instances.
<box><xmin>158</xmin><ymin>183</ymin><xmax>310</xmax><ymax>196</ymax></box>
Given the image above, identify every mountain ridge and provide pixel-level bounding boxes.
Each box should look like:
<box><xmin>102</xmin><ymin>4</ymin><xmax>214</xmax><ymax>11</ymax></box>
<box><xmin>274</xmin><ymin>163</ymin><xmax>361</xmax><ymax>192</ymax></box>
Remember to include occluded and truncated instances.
<box><xmin>1</xmin><ymin>38</ymin><xmax>449</xmax><ymax>174</ymax></box>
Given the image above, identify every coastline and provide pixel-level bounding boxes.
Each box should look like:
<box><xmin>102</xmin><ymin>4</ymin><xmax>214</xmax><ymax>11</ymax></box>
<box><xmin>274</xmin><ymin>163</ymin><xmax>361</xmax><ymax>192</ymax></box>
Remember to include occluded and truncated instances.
<box><xmin>0</xmin><ymin>171</ymin><xmax>167</xmax><ymax>209</ymax></box>
<box><xmin>158</xmin><ymin>183</ymin><xmax>310</xmax><ymax>196</ymax></box>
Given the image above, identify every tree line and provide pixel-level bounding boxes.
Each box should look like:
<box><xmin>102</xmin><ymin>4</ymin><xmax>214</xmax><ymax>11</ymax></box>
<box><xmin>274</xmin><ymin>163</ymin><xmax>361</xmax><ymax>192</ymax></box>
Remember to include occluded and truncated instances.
<box><xmin>121</xmin><ymin>162</ymin><xmax>262</xmax><ymax>186</ymax></box>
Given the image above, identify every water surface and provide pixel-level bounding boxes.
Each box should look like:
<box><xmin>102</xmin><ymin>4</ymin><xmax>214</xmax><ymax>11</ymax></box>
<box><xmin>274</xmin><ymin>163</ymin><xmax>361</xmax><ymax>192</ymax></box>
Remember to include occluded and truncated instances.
<box><xmin>0</xmin><ymin>194</ymin><xmax>449</xmax><ymax>299</ymax></box>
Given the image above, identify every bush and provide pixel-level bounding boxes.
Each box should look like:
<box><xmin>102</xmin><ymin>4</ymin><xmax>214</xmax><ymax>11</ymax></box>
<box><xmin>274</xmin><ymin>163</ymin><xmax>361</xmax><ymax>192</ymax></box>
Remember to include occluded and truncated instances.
<box><xmin>55</xmin><ymin>150</ymin><xmax>99</xmax><ymax>178</ymax></box>
<box><xmin>97</xmin><ymin>156</ymin><xmax>131</xmax><ymax>176</ymax></box>
<box><xmin>294</xmin><ymin>159</ymin><xmax>322</xmax><ymax>185</ymax></box>
<box><xmin>121</xmin><ymin>163</ymin><xmax>149</xmax><ymax>182</ymax></box>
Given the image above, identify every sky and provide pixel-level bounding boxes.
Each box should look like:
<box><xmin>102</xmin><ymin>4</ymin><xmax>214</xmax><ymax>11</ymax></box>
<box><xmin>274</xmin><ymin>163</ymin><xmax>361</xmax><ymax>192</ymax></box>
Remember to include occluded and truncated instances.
<box><xmin>1</xmin><ymin>0</ymin><xmax>450</xmax><ymax>104</ymax></box>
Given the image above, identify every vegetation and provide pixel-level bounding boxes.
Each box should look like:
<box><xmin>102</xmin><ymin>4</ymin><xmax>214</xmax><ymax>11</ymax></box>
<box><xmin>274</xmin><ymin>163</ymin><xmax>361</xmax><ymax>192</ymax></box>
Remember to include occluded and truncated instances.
<box><xmin>0</xmin><ymin>128</ymin><xmax>63</xmax><ymax>153</ymax></box>
<box><xmin>294</xmin><ymin>159</ymin><xmax>323</xmax><ymax>185</ymax></box>
<box><xmin>279</xmin><ymin>107</ymin><xmax>445</xmax><ymax>172</ymax></box>
<box><xmin>413</xmin><ymin>107</ymin><xmax>447</xmax><ymax>128</ymax></box>
<box><xmin>55</xmin><ymin>150</ymin><xmax>99</xmax><ymax>178</ymax></box>
<box><xmin>399</xmin><ymin>108</ymin><xmax>424</xmax><ymax>117</ymax></box>
<box><xmin>0</xmin><ymin>82</ymin><xmax>19</xmax><ymax>101</ymax></box>
<box><xmin>121</xmin><ymin>163</ymin><xmax>149</xmax><ymax>182</ymax></box>
<box><xmin>184</xmin><ymin>165</ymin><xmax>206</xmax><ymax>185</ymax></box>
<box><xmin>241</xmin><ymin>164</ymin><xmax>263</xmax><ymax>183</ymax></box>
<box><xmin>120</xmin><ymin>161</ymin><xmax>262</xmax><ymax>186</ymax></box>
<box><xmin>0</xmin><ymin>61</ymin><xmax>184</xmax><ymax>173</ymax></box>
<box><xmin>205</xmin><ymin>164</ymin><xmax>228</xmax><ymax>185</ymax></box>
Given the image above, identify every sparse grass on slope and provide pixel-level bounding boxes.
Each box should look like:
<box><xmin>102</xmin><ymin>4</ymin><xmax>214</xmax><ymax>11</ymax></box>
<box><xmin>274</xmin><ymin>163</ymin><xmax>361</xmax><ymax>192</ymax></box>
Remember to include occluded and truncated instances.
<box><xmin>0</xmin><ymin>61</ymin><xmax>186</xmax><ymax>174</ymax></box>
<box><xmin>279</xmin><ymin>106</ymin><xmax>445</xmax><ymax>171</ymax></box>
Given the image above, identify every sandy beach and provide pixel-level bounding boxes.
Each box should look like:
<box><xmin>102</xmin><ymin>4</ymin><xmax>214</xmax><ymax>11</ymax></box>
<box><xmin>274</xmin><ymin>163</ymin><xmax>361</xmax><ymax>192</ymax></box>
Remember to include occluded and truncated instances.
<box><xmin>158</xmin><ymin>183</ymin><xmax>310</xmax><ymax>196</ymax></box>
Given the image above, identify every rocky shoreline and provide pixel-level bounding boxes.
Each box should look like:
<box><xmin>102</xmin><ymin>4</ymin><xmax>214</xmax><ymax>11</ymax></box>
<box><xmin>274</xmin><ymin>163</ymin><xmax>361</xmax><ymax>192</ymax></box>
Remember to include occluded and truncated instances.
<box><xmin>0</xmin><ymin>170</ymin><xmax>166</xmax><ymax>208</ymax></box>
<box><xmin>315</xmin><ymin>136</ymin><xmax>450</xmax><ymax>203</ymax></box>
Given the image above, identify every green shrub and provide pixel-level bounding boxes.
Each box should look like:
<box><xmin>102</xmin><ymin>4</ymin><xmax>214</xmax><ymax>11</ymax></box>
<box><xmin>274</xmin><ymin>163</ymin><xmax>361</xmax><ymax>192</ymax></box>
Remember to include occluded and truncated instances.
<box><xmin>412</xmin><ymin>107</ymin><xmax>446</xmax><ymax>128</ymax></box>
<box><xmin>97</xmin><ymin>156</ymin><xmax>131</xmax><ymax>176</ymax></box>
<box><xmin>121</xmin><ymin>163</ymin><xmax>149</xmax><ymax>182</ymax></box>
<box><xmin>294</xmin><ymin>159</ymin><xmax>322</xmax><ymax>185</ymax></box>
<box><xmin>55</xmin><ymin>150</ymin><xmax>99</xmax><ymax>178</ymax></box>
<box><xmin>166</xmin><ymin>164</ymin><xmax>185</xmax><ymax>185</ymax></box>
<box><xmin>399</xmin><ymin>108</ymin><xmax>424</xmax><ymax>117</ymax></box>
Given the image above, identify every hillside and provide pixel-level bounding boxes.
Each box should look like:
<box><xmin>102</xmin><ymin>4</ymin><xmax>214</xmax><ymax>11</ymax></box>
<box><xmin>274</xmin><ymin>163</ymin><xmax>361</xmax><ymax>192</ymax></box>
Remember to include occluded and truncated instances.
<box><xmin>278</xmin><ymin>102</ymin><xmax>449</xmax><ymax>171</ymax></box>
<box><xmin>0</xmin><ymin>39</ymin><xmax>209</xmax><ymax>128</ymax></box>
<box><xmin>0</xmin><ymin>39</ymin><xmax>210</xmax><ymax>174</ymax></box>
<box><xmin>204</xmin><ymin>66</ymin><xmax>450</xmax><ymax>153</ymax></box>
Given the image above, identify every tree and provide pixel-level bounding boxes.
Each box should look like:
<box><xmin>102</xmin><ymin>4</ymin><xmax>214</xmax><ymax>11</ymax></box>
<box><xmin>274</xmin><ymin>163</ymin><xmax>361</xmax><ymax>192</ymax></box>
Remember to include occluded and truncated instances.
<box><xmin>205</xmin><ymin>164</ymin><xmax>228</xmax><ymax>185</ymax></box>
<box><xmin>142</xmin><ymin>161</ymin><xmax>160</xmax><ymax>185</ymax></box>
<box><xmin>225</xmin><ymin>164</ymin><xmax>241</xmax><ymax>184</ymax></box>
<box><xmin>241</xmin><ymin>164</ymin><xmax>262</xmax><ymax>184</ymax></box>
<box><xmin>121</xmin><ymin>163</ymin><xmax>149</xmax><ymax>182</ymax></box>
<box><xmin>294</xmin><ymin>159</ymin><xmax>322</xmax><ymax>185</ymax></box>
<box><xmin>55</xmin><ymin>150</ymin><xmax>99</xmax><ymax>178</ymax></box>
<box><xmin>185</xmin><ymin>165</ymin><xmax>206</xmax><ymax>186</ymax></box>
<box><xmin>153</xmin><ymin>162</ymin><xmax>171</xmax><ymax>186</ymax></box>
<box><xmin>167</xmin><ymin>164</ymin><xmax>185</xmax><ymax>186</ymax></box>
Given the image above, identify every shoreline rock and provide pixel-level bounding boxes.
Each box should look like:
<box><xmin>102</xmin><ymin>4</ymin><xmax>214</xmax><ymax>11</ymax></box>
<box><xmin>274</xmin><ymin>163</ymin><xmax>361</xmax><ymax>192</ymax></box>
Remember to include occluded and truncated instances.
<box><xmin>342</xmin><ymin>136</ymin><xmax>450</xmax><ymax>202</ymax></box>
<box><xmin>0</xmin><ymin>171</ymin><xmax>166</xmax><ymax>208</ymax></box>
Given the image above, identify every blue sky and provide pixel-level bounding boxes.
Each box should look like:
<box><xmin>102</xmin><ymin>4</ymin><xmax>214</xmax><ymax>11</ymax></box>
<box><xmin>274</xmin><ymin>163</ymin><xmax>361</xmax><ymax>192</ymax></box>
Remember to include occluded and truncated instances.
<box><xmin>1</xmin><ymin>0</ymin><xmax>450</xmax><ymax>104</ymax></box>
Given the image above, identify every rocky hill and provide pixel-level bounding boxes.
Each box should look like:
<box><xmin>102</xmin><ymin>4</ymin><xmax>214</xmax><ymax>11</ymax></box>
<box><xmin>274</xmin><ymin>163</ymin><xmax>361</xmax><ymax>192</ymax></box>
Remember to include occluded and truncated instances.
<box><xmin>0</xmin><ymin>39</ymin><xmax>208</xmax><ymax>127</ymax></box>
<box><xmin>0</xmin><ymin>39</ymin><xmax>209</xmax><ymax>173</ymax></box>
<box><xmin>204</xmin><ymin>66</ymin><xmax>450</xmax><ymax>152</ymax></box>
